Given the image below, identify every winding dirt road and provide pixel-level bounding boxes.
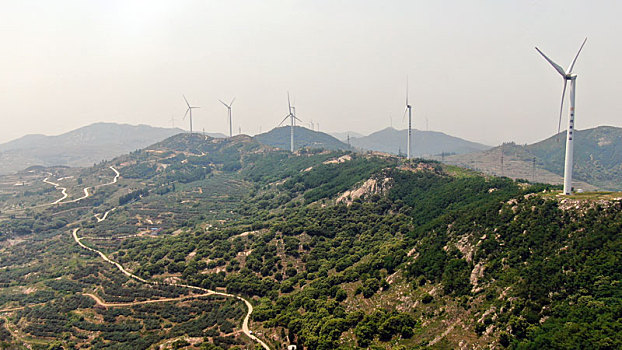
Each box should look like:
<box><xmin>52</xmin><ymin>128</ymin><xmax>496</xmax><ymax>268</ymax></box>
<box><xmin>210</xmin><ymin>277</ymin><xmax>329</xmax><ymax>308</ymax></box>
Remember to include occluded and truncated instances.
<box><xmin>42</xmin><ymin>176</ymin><xmax>68</xmax><ymax>204</ymax></box>
<box><xmin>0</xmin><ymin>305</ymin><xmax>26</xmax><ymax>313</ymax></box>
<box><xmin>44</xmin><ymin>166</ymin><xmax>120</xmax><ymax>205</ymax></box>
<box><xmin>3</xmin><ymin>165</ymin><xmax>270</xmax><ymax>349</ymax></box>
<box><xmin>73</xmin><ymin>228</ymin><xmax>270</xmax><ymax>350</ymax></box>
<box><xmin>69</xmin><ymin>165</ymin><xmax>270</xmax><ymax>350</ymax></box>
<box><xmin>83</xmin><ymin>292</ymin><xmax>212</xmax><ymax>307</ymax></box>
<box><xmin>96</xmin><ymin>166</ymin><xmax>120</xmax><ymax>187</ymax></box>
<box><xmin>94</xmin><ymin>208</ymin><xmax>115</xmax><ymax>222</ymax></box>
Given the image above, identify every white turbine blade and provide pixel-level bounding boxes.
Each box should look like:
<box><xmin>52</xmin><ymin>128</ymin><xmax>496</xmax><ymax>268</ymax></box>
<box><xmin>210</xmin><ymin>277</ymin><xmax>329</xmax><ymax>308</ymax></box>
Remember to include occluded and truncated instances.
<box><xmin>183</xmin><ymin>108</ymin><xmax>189</xmax><ymax>120</ymax></box>
<box><xmin>401</xmin><ymin>107</ymin><xmax>408</xmax><ymax>122</ymax></box>
<box><xmin>278</xmin><ymin>114</ymin><xmax>290</xmax><ymax>126</ymax></box>
<box><xmin>535</xmin><ymin>47</ymin><xmax>566</xmax><ymax>76</ymax></box>
<box><xmin>183</xmin><ymin>95</ymin><xmax>191</xmax><ymax>108</ymax></box>
<box><xmin>568</xmin><ymin>37</ymin><xmax>587</xmax><ymax>73</ymax></box>
<box><xmin>294</xmin><ymin>116</ymin><xmax>303</xmax><ymax>123</ymax></box>
<box><xmin>287</xmin><ymin>92</ymin><xmax>292</xmax><ymax>112</ymax></box>
<box><xmin>218</xmin><ymin>99</ymin><xmax>229</xmax><ymax>108</ymax></box>
<box><xmin>229</xmin><ymin>97</ymin><xmax>235</xmax><ymax>106</ymax></box>
<box><xmin>556</xmin><ymin>80</ymin><xmax>568</xmax><ymax>141</ymax></box>
<box><xmin>406</xmin><ymin>76</ymin><xmax>409</xmax><ymax>106</ymax></box>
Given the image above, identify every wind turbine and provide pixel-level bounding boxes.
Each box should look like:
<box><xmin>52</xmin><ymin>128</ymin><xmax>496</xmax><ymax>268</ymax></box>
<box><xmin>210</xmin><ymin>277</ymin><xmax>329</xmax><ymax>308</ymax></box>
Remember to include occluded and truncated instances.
<box><xmin>402</xmin><ymin>78</ymin><xmax>413</xmax><ymax>159</ymax></box>
<box><xmin>183</xmin><ymin>95</ymin><xmax>199</xmax><ymax>134</ymax></box>
<box><xmin>278</xmin><ymin>92</ymin><xmax>303</xmax><ymax>152</ymax></box>
<box><xmin>218</xmin><ymin>98</ymin><xmax>235</xmax><ymax>137</ymax></box>
<box><xmin>535</xmin><ymin>38</ymin><xmax>587</xmax><ymax>195</ymax></box>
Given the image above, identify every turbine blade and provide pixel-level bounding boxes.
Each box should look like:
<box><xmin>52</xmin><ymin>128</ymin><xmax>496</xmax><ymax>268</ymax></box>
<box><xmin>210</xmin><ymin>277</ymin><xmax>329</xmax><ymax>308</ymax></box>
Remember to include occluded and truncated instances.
<box><xmin>287</xmin><ymin>92</ymin><xmax>291</xmax><ymax>112</ymax></box>
<box><xmin>183</xmin><ymin>108</ymin><xmax>189</xmax><ymax>120</ymax></box>
<box><xmin>535</xmin><ymin>47</ymin><xmax>566</xmax><ymax>76</ymax></box>
<box><xmin>557</xmin><ymin>80</ymin><xmax>568</xmax><ymax>141</ymax></box>
<box><xmin>401</xmin><ymin>107</ymin><xmax>408</xmax><ymax>122</ymax></box>
<box><xmin>218</xmin><ymin>99</ymin><xmax>228</xmax><ymax>107</ymax></box>
<box><xmin>406</xmin><ymin>76</ymin><xmax>409</xmax><ymax>106</ymax></box>
<box><xmin>278</xmin><ymin>115</ymin><xmax>289</xmax><ymax>126</ymax></box>
<box><xmin>183</xmin><ymin>95</ymin><xmax>191</xmax><ymax>108</ymax></box>
<box><xmin>568</xmin><ymin>37</ymin><xmax>587</xmax><ymax>73</ymax></box>
<box><xmin>294</xmin><ymin>116</ymin><xmax>303</xmax><ymax>123</ymax></box>
<box><xmin>230</xmin><ymin>97</ymin><xmax>235</xmax><ymax>106</ymax></box>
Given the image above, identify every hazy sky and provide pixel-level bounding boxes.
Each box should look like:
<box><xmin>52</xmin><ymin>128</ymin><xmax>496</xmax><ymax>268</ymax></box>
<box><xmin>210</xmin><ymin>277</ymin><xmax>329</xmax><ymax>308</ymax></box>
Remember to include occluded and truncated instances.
<box><xmin>1</xmin><ymin>0</ymin><xmax>621</xmax><ymax>145</ymax></box>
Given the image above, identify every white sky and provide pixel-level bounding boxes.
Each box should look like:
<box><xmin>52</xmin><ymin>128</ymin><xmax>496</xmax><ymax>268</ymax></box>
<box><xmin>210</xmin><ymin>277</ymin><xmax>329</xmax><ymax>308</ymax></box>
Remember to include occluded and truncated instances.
<box><xmin>1</xmin><ymin>0</ymin><xmax>621</xmax><ymax>145</ymax></box>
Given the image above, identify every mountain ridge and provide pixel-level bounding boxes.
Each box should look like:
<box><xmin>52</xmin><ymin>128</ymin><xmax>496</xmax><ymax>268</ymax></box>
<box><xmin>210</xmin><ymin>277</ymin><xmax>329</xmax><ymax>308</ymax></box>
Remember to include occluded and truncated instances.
<box><xmin>254</xmin><ymin>126</ymin><xmax>351</xmax><ymax>151</ymax></box>
<box><xmin>350</xmin><ymin>127</ymin><xmax>490</xmax><ymax>156</ymax></box>
<box><xmin>0</xmin><ymin>122</ymin><xmax>225</xmax><ymax>175</ymax></box>
<box><xmin>440</xmin><ymin>125</ymin><xmax>622</xmax><ymax>190</ymax></box>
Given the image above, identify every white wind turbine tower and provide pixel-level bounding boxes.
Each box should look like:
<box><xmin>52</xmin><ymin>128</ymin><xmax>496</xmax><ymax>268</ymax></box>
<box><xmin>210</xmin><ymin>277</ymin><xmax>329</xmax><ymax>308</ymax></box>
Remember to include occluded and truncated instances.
<box><xmin>278</xmin><ymin>93</ymin><xmax>303</xmax><ymax>152</ymax></box>
<box><xmin>218</xmin><ymin>98</ymin><xmax>236</xmax><ymax>137</ymax></box>
<box><xmin>535</xmin><ymin>38</ymin><xmax>587</xmax><ymax>195</ymax></box>
<box><xmin>183</xmin><ymin>95</ymin><xmax>200</xmax><ymax>134</ymax></box>
<box><xmin>402</xmin><ymin>79</ymin><xmax>413</xmax><ymax>159</ymax></box>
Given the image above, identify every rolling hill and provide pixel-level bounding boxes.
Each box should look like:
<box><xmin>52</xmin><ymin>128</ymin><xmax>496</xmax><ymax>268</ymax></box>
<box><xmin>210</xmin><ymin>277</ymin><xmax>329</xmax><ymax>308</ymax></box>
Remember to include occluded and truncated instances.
<box><xmin>440</xmin><ymin>126</ymin><xmax>622</xmax><ymax>190</ymax></box>
<box><xmin>0</xmin><ymin>123</ymin><xmax>227</xmax><ymax>175</ymax></box>
<box><xmin>328</xmin><ymin>131</ymin><xmax>364</xmax><ymax>141</ymax></box>
<box><xmin>350</xmin><ymin>127</ymin><xmax>490</xmax><ymax>156</ymax></box>
<box><xmin>0</xmin><ymin>132</ymin><xmax>619</xmax><ymax>349</ymax></box>
<box><xmin>254</xmin><ymin>126</ymin><xmax>351</xmax><ymax>151</ymax></box>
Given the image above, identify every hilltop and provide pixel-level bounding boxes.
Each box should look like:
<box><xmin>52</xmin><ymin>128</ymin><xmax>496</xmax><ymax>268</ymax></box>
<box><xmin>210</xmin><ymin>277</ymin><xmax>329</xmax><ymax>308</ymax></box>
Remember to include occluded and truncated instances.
<box><xmin>254</xmin><ymin>126</ymin><xmax>351</xmax><ymax>151</ymax></box>
<box><xmin>350</xmin><ymin>127</ymin><xmax>490</xmax><ymax>156</ymax></box>
<box><xmin>440</xmin><ymin>125</ymin><xmax>622</xmax><ymax>190</ymax></box>
<box><xmin>0</xmin><ymin>133</ymin><xmax>619</xmax><ymax>349</ymax></box>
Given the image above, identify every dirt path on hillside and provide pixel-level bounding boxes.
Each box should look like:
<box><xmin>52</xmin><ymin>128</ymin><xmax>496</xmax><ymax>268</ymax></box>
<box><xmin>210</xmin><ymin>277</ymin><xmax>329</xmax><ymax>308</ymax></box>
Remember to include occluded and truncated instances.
<box><xmin>83</xmin><ymin>292</ymin><xmax>212</xmax><ymax>307</ymax></box>
<box><xmin>45</xmin><ymin>166</ymin><xmax>120</xmax><ymax>205</ymax></box>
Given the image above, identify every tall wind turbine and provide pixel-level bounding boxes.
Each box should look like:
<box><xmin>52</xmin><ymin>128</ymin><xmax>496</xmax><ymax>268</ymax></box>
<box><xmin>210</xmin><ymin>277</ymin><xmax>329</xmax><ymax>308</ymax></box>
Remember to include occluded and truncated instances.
<box><xmin>278</xmin><ymin>92</ymin><xmax>302</xmax><ymax>152</ymax></box>
<box><xmin>218</xmin><ymin>98</ymin><xmax>235</xmax><ymax>137</ymax></box>
<box><xmin>183</xmin><ymin>95</ymin><xmax>199</xmax><ymax>134</ymax></box>
<box><xmin>535</xmin><ymin>38</ymin><xmax>587</xmax><ymax>195</ymax></box>
<box><xmin>402</xmin><ymin>79</ymin><xmax>413</xmax><ymax>159</ymax></box>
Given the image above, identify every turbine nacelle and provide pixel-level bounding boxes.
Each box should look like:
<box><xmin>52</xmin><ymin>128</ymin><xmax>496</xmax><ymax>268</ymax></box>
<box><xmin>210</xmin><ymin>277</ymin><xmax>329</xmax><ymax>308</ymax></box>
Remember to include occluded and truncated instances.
<box><xmin>564</xmin><ymin>74</ymin><xmax>577</xmax><ymax>80</ymax></box>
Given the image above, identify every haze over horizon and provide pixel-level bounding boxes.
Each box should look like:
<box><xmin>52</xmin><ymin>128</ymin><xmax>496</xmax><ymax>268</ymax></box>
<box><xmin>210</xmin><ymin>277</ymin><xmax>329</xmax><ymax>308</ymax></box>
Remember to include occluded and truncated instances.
<box><xmin>2</xmin><ymin>1</ymin><xmax>621</xmax><ymax>146</ymax></box>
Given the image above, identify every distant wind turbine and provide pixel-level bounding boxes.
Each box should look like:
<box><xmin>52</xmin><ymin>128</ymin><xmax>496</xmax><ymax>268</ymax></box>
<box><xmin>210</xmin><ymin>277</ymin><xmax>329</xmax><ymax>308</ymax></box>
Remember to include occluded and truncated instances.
<box><xmin>183</xmin><ymin>95</ymin><xmax>199</xmax><ymax>134</ymax></box>
<box><xmin>535</xmin><ymin>38</ymin><xmax>587</xmax><ymax>195</ymax></box>
<box><xmin>402</xmin><ymin>78</ymin><xmax>413</xmax><ymax>159</ymax></box>
<box><xmin>218</xmin><ymin>97</ymin><xmax>235</xmax><ymax>137</ymax></box>
<box><xmin>278</xmin><ymin>92</ymin><xmax>303</xmax><ymax>152</ymax></box>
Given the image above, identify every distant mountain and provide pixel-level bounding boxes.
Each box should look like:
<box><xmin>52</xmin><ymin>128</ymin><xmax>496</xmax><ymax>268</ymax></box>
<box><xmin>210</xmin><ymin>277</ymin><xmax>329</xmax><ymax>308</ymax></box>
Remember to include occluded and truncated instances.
<box><xmin>437</xmin><ymin>142</ymin><xmax>599</xmax><ymax>191</ymax></box>
<box><xmin>254</xmin><ymin>126</ymin><xmax>351</xmax><ymax>151</ymax></box>
<box><xmin>527</xmin><ymin>126</ymin><xmax>622</xmax><ymax>190</ymax></box>
<box><xmin>329</xmin><ymin>131</ymin><xmax>364</xmax><ymax>141</ymax></box>
<box><xmin>0</xmin><ymin>123</ymin><xmax>227</xmax><ymax>174</ymax></box>
<box><xmin>440</xmin><ymin>126</ymin><xmax>622</xmax><ymax>190</ymax></box>
<box><xmin>350</xmin><ymin>127</ymin><xmax>490</xmax><ymax>156</ymax></box>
